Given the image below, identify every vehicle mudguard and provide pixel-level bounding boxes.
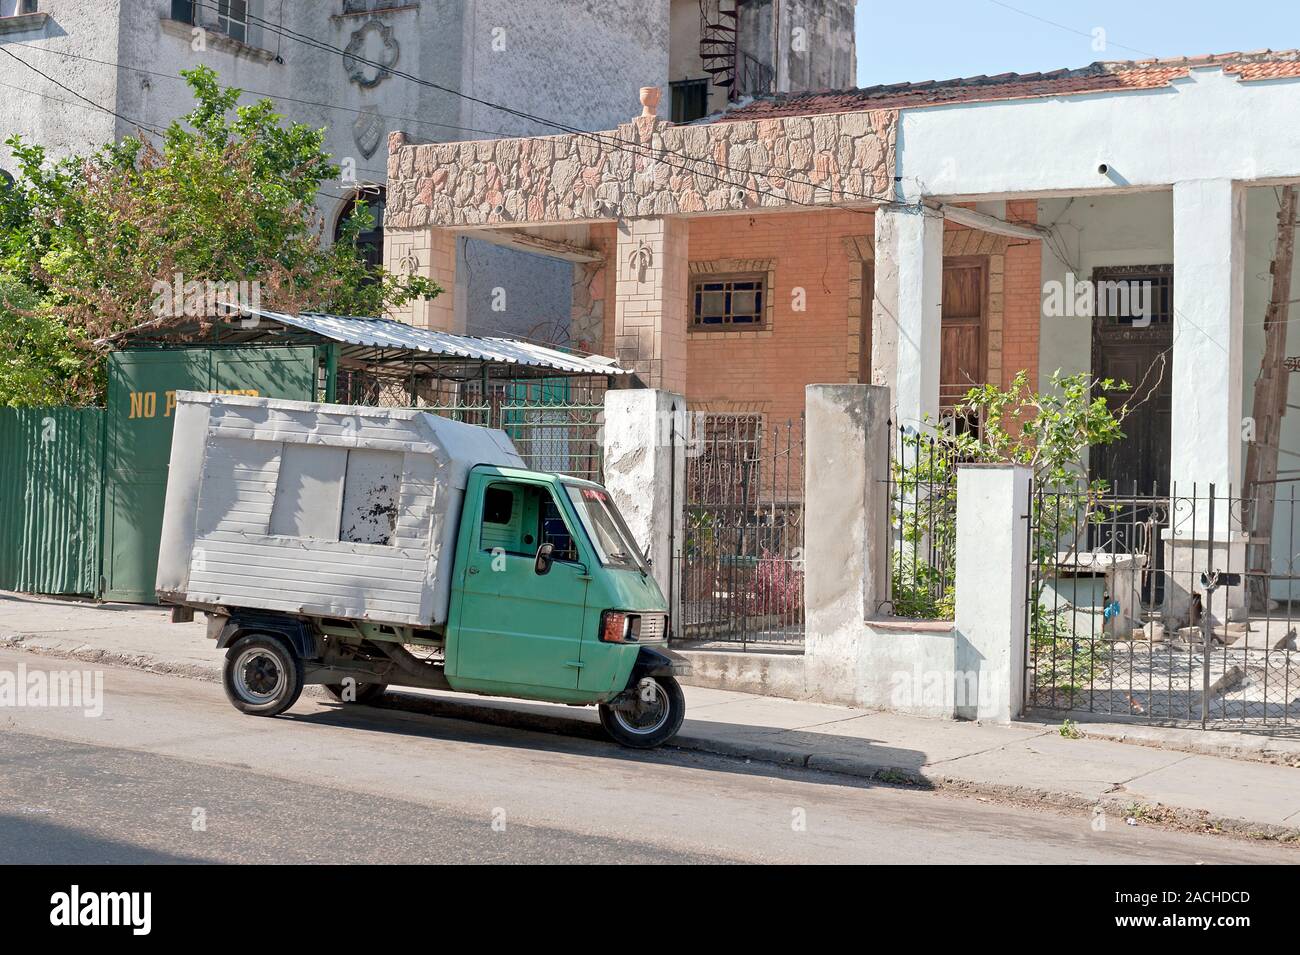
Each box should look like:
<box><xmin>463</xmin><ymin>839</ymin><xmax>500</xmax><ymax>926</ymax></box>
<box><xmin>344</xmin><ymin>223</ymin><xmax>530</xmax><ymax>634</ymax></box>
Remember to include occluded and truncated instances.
<box><xmin>628</xmin><ymin>646</ymin><xmax>691</xmax><ymax>683</ymax></box>
<box><xmin>215</xmin><ymin>612</ymin><xmax>319</xmax><ymax>662</ymax></box>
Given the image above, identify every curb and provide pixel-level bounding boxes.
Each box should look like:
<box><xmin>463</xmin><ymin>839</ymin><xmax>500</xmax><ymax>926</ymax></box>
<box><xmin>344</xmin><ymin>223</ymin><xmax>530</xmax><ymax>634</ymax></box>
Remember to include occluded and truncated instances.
<box><xmin>5</xmin><ymin>636</ymin><xmax>1298</xmax><ymax>844</ymax></box>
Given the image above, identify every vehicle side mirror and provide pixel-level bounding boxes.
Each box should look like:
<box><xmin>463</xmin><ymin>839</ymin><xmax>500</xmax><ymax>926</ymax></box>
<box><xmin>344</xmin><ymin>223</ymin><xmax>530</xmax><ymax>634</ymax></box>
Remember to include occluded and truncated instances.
<box><xmin>534</xmin><ymin>542</ymin><xmax>555</xmax><ymax>576</ymax></box>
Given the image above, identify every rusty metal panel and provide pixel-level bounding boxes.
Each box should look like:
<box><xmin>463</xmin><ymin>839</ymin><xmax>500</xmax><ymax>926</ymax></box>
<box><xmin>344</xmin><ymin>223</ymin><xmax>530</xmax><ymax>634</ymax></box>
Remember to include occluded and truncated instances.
<box><xmin>0</xmin><ymin>407</ymin><xmax>104</xmax><ymax>596</ymax></box>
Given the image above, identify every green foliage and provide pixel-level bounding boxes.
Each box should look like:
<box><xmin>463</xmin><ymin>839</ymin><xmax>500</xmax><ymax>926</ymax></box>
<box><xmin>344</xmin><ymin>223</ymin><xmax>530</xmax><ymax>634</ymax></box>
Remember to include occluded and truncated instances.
<box><xmin>891</xmin><ymin>371</ymin><xmax>1128</xmax><ymax>621</ymax></box>
<box><xmin>0</xmin><ymin>276</ymin><xmax>95</xmax><ymax>406</ymax></box>
<box><xmin>1058</xmin><ymin>718</ymin><xmax>1082</xmax><ymax>740</ymax></box>
<box><xmin>1032</xmin><ymin>608</ymin><xmax>1106</xmax><ymax>697</ymax></box>
<box><xmin>0</xmin><ymin>65</ymin><xmax>439</xmax><ymax>402</ymax></box>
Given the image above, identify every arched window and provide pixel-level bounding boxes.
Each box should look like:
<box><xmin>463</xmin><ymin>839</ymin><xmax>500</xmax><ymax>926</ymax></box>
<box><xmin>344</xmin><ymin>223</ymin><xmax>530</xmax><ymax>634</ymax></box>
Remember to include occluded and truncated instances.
<box><xmin>334</xmin><ymin>188</ymin><xmax>385</xmax><ymax>272</ymax></box>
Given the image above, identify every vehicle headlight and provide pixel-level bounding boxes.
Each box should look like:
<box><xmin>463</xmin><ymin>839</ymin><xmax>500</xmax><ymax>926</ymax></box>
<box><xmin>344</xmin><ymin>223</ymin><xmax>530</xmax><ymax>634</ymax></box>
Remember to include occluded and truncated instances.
<box><xmin>599</xmin><ymin>610</ymin><xmax>641</xmax><ymax>643</ymax></box>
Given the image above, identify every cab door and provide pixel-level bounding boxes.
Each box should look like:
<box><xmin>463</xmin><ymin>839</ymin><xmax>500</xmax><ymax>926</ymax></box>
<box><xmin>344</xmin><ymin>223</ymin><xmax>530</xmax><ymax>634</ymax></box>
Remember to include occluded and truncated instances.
<box><xmin>449</xmin><ymin>476</ymin><xmax>589</xmax><ymax>693</ymax></box>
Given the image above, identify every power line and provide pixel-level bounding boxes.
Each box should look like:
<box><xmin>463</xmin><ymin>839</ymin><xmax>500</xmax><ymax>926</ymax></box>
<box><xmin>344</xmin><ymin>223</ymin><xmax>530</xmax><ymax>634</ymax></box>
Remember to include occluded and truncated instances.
<box><xmin>0</xmin><ymin>46</ymin><xmax>352</xmax><ymax>207</ymax></box>
<box><xmin>984</xmin><ymin>0</ymin><xmax>1153</xmax><ymax>58</ymax></box>
<box><xmin>5</xmin><ymin>39</ymin><xmax>517</xmax><ymax>164</ymax></box>
<box><xmin>0</xmin><ymin>46</ymin><xmax>168</xmax><ymax>138</ymax></box>
<box><xmin>193</xmin><ymin>1</ymin><xmax>916</xmax><ymax>214</ymax></box>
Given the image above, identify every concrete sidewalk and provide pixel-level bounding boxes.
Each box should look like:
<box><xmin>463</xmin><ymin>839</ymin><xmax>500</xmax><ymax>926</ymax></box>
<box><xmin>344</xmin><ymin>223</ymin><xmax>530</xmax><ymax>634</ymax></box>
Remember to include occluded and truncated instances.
<box><xmin>4</xmin><ymin>591</ymin><xmax>1300</xmax><ymax>842</ymax></box>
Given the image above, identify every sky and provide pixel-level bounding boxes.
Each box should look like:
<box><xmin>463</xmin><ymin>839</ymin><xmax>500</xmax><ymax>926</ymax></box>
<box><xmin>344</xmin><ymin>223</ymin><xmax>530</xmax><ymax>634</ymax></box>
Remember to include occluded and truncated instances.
<box><xmin>855</xmin><ymin>0</ymin><xmax>1300</xmax><ymax>87</ymax></box>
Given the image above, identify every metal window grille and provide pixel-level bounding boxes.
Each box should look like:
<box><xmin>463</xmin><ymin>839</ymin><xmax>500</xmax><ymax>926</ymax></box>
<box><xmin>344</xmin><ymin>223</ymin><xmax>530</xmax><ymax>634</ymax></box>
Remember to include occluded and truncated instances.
<box><xmin>691</xmin><ymin>273</ymin><xmax>766</xmax><ymax>328</ymax></box>
<box><xmin>670</xmin><ymin>78</ymin><xmax>710</xmax><ymax>123</ymax></box>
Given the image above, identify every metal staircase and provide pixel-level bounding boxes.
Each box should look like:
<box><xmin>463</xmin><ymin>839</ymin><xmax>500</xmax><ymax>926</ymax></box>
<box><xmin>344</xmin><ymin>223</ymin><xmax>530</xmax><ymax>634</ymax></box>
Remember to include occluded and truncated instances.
<box><xmin>698</xmin><ymin>0</ymin><xmax>739</xmax><ymax>99</ymax></box>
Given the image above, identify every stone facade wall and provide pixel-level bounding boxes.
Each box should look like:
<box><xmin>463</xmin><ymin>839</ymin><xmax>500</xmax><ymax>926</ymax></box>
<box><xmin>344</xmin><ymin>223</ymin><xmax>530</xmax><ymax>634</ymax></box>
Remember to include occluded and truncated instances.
<box><xmin>386</xmin><ymin>108</ymin><xmax>898</xmax><ymax>230</ymax></box>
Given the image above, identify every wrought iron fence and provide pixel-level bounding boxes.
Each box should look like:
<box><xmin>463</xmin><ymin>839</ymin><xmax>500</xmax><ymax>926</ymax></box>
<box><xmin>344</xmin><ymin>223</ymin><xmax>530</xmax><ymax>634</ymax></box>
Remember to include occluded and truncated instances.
<box><xmin>676</xmin><ymin>413</ymin><xmax>805</xmax><ymax>650</ymax></box>
<box><xmin>883</xmin><ymin>423</ymin><xmax>960</xmax><ymax>618</ymax></box>
<box><xmin>334</xmin><ymin>370</ymin><xmax>605</xmax><ymax>481</ymax></box>
<box><xmin>1026</xmin><ymin>480</ymin><xmax>1300</xmax><ymax>729</ymax></box>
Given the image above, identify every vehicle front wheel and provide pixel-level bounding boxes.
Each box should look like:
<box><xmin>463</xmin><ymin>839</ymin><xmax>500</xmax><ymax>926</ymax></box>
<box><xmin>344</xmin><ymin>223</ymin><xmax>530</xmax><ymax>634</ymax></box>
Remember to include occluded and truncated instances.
<box><xmin>599</xmin><ymin>675</ymin><xmax>685</xmax><ymax>749</ymax></box>
<box><xmin>322</xmin><ymin>682</ymin><xmax>388</xmax><ymax>704</ymax></box>
<box><xmin>222</xmin><ymin>633</ymin><xmax>304</xmax><ymax>717</ymax></box>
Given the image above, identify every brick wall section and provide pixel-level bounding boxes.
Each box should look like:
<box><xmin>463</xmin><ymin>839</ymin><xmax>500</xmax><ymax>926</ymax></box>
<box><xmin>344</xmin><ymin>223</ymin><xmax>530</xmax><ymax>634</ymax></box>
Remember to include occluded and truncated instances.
<box><xmin>597</xmin><ymin>204</ymin><xmax>1041</xmax><ymax>427</ymax></box>
<box><xmin>684</xmin><ymin>209</ymin><xmax>871</xmax><ymax>426</ymax></box>
<box><xmin>1001</xmin><ymin>199</ymin><xmax>1041</xmax><ymax>389</ymax></box>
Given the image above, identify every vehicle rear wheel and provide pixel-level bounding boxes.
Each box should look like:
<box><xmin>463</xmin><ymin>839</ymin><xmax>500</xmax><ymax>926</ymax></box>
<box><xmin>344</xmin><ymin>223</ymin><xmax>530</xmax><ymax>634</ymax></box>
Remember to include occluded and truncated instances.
<box><xmin>222</xmin><ymin>633</ymin><xmax>304</xmax><ymax>717</ymax></box>
<box><xmin>599</xmin><ymin>675</ymin><xmax>685</xmax><ymax>749</ymax></box>
<box><xmin>322</xmin><ymin>682</ymin><xmax>388</xmax><ymax>704</ymax></box>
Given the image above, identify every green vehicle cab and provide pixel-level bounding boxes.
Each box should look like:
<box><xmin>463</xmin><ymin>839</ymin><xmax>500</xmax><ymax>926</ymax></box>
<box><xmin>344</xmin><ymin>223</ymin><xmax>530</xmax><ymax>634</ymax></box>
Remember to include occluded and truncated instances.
<box><xmin>211</xmin><ymin>465</ymin><xmax>688</xmax><ymax>749</ymax></box>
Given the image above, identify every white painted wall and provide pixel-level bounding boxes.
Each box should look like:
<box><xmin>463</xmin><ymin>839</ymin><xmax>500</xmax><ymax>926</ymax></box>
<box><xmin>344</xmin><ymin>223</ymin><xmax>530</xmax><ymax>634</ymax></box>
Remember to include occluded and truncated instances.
<box><xmin>0</xmin><ymin>0</ymin><xmax>121</xmax><ymax>172</ymax></box>
<box><xmin>899</xmin><ymin>68</ymin><xmax>1300</xmax><ymax>201</ymax></box>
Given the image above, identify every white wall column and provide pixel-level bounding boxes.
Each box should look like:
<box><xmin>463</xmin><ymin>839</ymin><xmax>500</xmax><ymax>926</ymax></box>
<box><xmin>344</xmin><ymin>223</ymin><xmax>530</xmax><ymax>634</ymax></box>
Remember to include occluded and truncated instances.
<box><xmin>804</xmin><ymin>384</ymin><xmax>891</xmax><ymax>693</ymax></box>
<box><xmin>1171</xmin><ymin>179</ymin><xmax>1246</xmax><ymax>495</ymax></box>
<box><xmin>953</xmin><ymin>464</ymin><xmax>1030</xmax><ymax>722</ymax></box>
<box><xmin>872</xmin><ymin>205</ymin><xmax>943</xmax><ymax>430</ymax></box>
<box><xmin>601</xmin><ymin>389</ymin><xmax>686</xmax><ymax>627</ymax></box>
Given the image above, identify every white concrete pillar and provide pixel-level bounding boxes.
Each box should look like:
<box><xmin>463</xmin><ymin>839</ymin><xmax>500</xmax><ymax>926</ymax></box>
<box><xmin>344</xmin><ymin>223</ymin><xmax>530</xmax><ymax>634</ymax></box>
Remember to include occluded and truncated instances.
<box><xmin>872</xmin><ymin>205</ymin><xmax>943</xmax><ymax>430</ymax></box>
<box><xmin>804</xmin><ymin>384</ymin><xmax>891</xmax><ymax>652</ymax></box>
<box><xmin>601</xmin><ymin>389</ymin><xmax>686</xmax><ymax>628</ymax></box>
<box><xmin>953</xmin><ymin>464</ymin><xmax>1030</xmax><ymax>722</ymax></box>
<box><xmin>1171</xmin><ymin>179</ymin><xmax>1245</xmax><ymax>496</ymax></box>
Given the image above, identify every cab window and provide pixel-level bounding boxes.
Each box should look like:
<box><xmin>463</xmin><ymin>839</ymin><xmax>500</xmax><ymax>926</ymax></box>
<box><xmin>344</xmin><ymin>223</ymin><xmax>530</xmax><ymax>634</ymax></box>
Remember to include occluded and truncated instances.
<box><xmin>479</xmin><ymin>482</ymin><xmax>579</xmax><ymax>562</ymax></box>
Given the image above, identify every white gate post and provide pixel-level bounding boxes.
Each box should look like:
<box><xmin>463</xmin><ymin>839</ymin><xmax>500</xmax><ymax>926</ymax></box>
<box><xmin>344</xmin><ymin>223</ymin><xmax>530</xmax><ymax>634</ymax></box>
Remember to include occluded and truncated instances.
<box><xmin>953</xmin><ymin>464</ymin><xmax>1031</xmax><ymax>721</ymax></box>
<box><xmin>602</xmin><ymin>389</ymin><xmax>686</xmax><ymax>627</ymax></box>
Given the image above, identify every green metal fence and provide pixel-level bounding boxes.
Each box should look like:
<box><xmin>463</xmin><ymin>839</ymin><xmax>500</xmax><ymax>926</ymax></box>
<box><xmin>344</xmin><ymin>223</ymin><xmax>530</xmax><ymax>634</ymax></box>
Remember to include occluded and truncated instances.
<box><xmin>0</xmin><ymin>407</ymin><xmax>105</xmax><ymax>596</ymax></box>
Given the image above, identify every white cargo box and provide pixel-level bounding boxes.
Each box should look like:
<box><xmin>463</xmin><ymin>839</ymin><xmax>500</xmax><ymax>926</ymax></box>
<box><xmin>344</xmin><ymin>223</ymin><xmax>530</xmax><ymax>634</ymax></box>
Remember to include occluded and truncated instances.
<box><xmin>156</xmin><ymin>391</ymin><xmax>524</xmax><ymax>626</ymax></box>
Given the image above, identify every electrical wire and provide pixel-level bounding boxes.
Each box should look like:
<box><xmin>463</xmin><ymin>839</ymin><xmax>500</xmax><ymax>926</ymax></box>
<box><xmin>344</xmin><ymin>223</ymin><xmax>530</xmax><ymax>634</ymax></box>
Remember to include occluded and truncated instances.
<box><xmin>191</xmin><ymin>0</ymin><xmax>918</xmax><ymax>216</ymax></box>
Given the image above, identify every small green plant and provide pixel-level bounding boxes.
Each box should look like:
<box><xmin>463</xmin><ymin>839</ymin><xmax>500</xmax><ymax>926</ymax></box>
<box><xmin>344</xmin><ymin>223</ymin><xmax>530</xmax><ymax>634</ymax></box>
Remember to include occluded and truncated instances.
<box><xmin>890</xmin><ymin>371</ymin><xmax>1130</xmax><ymax>623</ymax></box>
<box><xmin>1031</xmin><ymin>607</ymin><xmax>1108</xmax><ymax>698</ymax></box>
<box><xmin>1059</xmin><ymin>718</ymin><xmax>1083</xmax><ymax>740</ymax></box>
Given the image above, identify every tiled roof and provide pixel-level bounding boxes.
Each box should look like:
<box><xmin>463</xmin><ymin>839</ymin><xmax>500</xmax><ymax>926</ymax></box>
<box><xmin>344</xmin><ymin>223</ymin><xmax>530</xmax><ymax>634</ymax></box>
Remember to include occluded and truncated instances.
<box><xmin>715</xmin><ymin>50</ymin><xmax>1300</xmax><ymax>121</ymax></box>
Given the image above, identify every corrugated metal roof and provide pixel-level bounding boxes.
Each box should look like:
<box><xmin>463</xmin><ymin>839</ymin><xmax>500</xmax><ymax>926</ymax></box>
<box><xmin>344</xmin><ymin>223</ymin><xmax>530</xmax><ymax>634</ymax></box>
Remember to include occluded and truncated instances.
<box><xmin>240</xmin><ymin>307</ymin><xmax>630</xmax><ymax>376</ymax></box>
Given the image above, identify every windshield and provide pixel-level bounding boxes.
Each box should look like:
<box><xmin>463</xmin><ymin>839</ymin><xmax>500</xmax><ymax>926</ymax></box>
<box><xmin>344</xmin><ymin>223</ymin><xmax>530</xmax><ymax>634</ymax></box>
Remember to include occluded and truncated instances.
<box><xmin>564</xmin><ymin>484</ymin><xmax>649</xmax><ymax>572</ymax></box>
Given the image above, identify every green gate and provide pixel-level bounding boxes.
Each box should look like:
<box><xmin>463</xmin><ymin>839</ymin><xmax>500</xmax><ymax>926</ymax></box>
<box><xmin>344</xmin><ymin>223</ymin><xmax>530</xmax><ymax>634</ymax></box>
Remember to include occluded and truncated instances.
<box><xmin>0</xmin><ymin>407</ymin><xmax>105</xmax><ymax>596</ymax></box>
<box><xmin>101</xmin><ymin>346</ymin><xmax>321</xmax><ymax>602</ymax></box>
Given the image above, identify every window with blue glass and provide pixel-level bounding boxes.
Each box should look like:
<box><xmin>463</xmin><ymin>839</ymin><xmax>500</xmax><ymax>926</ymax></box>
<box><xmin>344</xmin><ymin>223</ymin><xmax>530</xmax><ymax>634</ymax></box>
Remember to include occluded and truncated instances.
<box><xmin>691</xmin><ymin>273</ymin><xmax>766</xmax><ymax>328</ymax></box>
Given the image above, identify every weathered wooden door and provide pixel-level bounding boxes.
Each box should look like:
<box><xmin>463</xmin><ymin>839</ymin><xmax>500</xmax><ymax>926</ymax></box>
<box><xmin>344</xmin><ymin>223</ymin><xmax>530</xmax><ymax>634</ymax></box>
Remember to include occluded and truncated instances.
<box><xmin>940</xmin><ymin>258</ymin><xmax>987</xmax><ymax>409</ymax></box>
<box><xmin>1089</xmin><ymin>266</ymin><xmax>1173</xmax><ymax>494</ymax></box>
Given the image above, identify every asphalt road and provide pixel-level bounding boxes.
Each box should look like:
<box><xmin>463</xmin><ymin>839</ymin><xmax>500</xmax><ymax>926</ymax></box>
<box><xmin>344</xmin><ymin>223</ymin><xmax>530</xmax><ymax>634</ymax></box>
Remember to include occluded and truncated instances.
<box><xmin>0</xmin><ymin>649</ymin><xmax>1293</xmax><ymax>864</ymax></box>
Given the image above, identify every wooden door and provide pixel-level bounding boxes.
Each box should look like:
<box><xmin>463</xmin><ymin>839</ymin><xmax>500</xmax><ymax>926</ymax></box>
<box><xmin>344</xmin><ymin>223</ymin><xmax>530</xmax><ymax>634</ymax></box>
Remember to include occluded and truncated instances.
<box><xmin>940</xmin><ymin>258</ymin><xmax>987</xmax><ymax>409</ymax></box>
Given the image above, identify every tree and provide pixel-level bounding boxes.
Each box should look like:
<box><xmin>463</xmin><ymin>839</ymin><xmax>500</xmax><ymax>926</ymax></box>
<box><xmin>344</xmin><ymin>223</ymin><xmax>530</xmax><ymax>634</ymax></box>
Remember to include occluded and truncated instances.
<box><xmin>0</xmin><ymin>65</ymin><xmax>438</xmax><ymax>405</ymax></box>
<box><xmin>0</xmin><ymin>276</ymin><xmax>94</xmax><ymax>406</ymax></box>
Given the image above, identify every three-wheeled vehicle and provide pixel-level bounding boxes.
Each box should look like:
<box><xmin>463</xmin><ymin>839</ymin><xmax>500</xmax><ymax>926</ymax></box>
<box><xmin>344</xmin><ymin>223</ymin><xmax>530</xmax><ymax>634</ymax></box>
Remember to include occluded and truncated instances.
<box><xmin>156</xmin><ymin>392</ymin><xmax>688</xmax><ymax>748</ymax></box>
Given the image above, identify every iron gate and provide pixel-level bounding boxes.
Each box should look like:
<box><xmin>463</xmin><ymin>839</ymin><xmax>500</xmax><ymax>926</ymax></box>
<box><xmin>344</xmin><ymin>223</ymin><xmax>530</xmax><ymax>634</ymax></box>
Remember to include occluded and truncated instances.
<box><xmin>676</xmin><ymin>413</ymin><xmax>805</xmax><ymax>649</ymax></box>
<box><xmin>1025</xmin><ymin>480</ymin><xmax>1300</xmax><ymax>728</ymax></box>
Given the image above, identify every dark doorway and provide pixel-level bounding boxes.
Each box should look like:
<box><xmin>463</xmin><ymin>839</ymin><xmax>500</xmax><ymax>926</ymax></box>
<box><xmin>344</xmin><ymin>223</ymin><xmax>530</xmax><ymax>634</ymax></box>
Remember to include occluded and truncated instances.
<box><xmin>1089</xmin><ymin>265</ymin><xmax>1173</xmax><ymax>495</ymax></box>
